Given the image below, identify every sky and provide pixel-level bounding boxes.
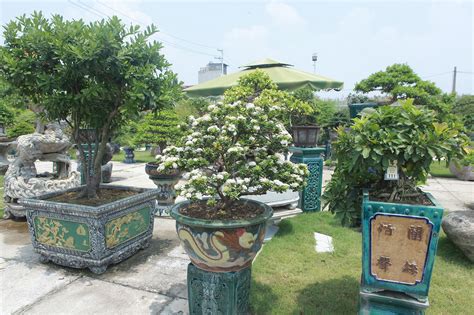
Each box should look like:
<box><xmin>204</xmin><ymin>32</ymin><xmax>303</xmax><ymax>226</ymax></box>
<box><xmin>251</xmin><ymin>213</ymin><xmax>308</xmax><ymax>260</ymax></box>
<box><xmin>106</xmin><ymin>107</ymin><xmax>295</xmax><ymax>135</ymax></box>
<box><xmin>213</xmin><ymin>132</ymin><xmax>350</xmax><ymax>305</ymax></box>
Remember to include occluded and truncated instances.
<box><xmin>1</xmin><ymin>0</ymin><xmax>473</xmax><ymax>98</ymax></box>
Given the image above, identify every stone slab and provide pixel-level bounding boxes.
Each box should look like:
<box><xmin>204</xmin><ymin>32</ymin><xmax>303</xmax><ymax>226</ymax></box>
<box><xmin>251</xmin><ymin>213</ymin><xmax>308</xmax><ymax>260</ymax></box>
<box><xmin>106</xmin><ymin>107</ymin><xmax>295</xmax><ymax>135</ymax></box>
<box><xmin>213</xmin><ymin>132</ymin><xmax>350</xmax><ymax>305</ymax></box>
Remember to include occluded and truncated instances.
<box><xmin>0</xmin><ymin>220</ymin><xmax>40</xmax><ymax>263</ymax></box>
<box><xmin>22</xmin><ymin>277</ymin><xmax>188</xmax><ymax>315</ymax></box>
<box><xmin>314</xmin><ymin>232</ymin><xmax>334</xmax><ymax>253</ymax></box>
<box><xmin>0</xmin><ymin>260</ymin><xmax>80</xmax><ymax>314</ymax></box>
<box><xmin>264</xmin><ymin>224</ymin><xmax>279</xmax><ymax>242</ymax></box>
<box><xmin>93</xmin><ymin>218</ymin><xmax>189</xmax><ymax>299</ymax></box>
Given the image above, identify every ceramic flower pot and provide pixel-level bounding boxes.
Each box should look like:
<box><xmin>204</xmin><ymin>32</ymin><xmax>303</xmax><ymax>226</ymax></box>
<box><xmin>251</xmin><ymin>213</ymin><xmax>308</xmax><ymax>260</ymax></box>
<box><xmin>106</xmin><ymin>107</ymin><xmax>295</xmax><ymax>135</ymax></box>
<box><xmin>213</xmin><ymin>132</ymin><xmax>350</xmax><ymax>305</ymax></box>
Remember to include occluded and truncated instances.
<box><xmin>449</xmin><ymin>161</ymin><xmax>474</xmax><ymax>181</ymax></box>
<box><xmin>170</xmin><ymin>198</ymin><xmax>273</xmax><ymax>272</ymax></box>
<box><xmin>291</xmin><ymin>125</ymin><xmax>320</xmax><ymax>148</ymax></box>
<box><xmin>145</xmin><ymin>163</ymin><xmax>181</xmax><ymax>210</ymax></box>
<box><xmin>123</xmin><ymin>147</ymin><xmax>135</xmax><ymax>164</ymax></box>
<box><xmin>20</xmin><ymin>185</ymin><xmax>160</xmax><ymax>274</ymax></box>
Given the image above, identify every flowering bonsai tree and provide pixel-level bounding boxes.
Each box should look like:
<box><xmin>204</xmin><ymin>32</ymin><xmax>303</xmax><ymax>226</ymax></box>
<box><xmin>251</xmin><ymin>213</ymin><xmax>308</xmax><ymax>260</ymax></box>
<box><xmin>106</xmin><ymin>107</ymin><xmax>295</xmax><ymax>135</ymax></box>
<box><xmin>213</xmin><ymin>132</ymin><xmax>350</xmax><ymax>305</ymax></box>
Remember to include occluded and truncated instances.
<box><xmin>156</xmin><ymin>71</ymin><xmax>308</xmax><ymax>216</ymax></box>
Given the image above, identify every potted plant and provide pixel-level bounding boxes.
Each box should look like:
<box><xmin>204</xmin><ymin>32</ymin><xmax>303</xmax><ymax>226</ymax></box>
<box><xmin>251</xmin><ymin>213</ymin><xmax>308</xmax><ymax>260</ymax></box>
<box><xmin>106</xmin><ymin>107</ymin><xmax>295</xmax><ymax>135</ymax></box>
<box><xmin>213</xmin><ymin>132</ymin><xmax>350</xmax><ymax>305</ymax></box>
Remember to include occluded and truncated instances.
<box><xmin>290</xmin><ymin>87</ymin><xmax>319</xmax><ymax>147</ymax></box>
<box><xmin>324</xmin><ymin>99</ymin><xmax>468</xmax><ymax>302</ymax></box>
<box><xmin>324</xmin><ymin>99</ymin><xmax>468</xmax><ymax>226</ymax></box>
<box><xmin>449</xmin><ymin>149</ymin><xmax>474</xmax><ymax>181</ymax></box>
<box><xmin>155</xmin><ymin>71</ymin><xmax>308</xmax><ymax>312</ymax></box>
<box><xmin>1</xmin><ymin>13</ymin><xmax>181</xmax><ymax>272</ymax></box>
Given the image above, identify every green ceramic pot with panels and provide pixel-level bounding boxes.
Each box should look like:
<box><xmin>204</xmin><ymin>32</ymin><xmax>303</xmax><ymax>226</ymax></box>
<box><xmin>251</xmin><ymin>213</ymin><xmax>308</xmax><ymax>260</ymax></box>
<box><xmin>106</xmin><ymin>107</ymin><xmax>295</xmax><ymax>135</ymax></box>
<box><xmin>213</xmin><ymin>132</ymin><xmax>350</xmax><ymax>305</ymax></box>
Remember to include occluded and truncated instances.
<box><xmin>20</xmin><ymin>185</ymin><xmax>160</xmax><ymax>274</ymax></box>
<box><xmin>361</xmin><ymin>189</ymin><xmax>443</xmax><ymax>308</ymax></box>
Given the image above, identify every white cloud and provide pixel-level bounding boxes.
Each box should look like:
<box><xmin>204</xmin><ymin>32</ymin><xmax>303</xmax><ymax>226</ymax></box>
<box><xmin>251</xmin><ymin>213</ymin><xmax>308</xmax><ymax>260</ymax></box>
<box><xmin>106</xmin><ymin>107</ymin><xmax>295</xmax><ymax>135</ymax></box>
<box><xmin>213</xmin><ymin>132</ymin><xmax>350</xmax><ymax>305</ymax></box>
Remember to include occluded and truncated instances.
<box><xmin>265</xmin><ymin>2</ymin><xmax>307</xmax><ymax>28</ymax></box>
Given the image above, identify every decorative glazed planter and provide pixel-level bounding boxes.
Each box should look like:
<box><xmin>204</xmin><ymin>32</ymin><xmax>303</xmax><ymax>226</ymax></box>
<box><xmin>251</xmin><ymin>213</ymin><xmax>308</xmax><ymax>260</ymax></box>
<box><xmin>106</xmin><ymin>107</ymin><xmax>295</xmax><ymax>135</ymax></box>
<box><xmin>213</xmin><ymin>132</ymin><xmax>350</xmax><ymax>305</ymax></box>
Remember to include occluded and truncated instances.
<box><xmin>20</xmin><ymin>185</ymin><xmax>160</xmax><ymax>274</ymax></box>
<box><xmin>361</xmin><ymin>189</ymin><xmax>443</xmax><ymax>304</ymax></box>
<box><xmin>291</xmin><ymin>125</ymin><xmax>320</xmax><ymax>148</ymax></box>
<box><xmin>449</xmin><ymin>161</ymin><xmax>474</xmax><ymax>181</ymax></box>
<box><xmin>170</xmin><ymin>198</ymin><xmax>273</xmax><ymax>273</ymax></box>
<box><xmin>145</xmin><ymin>162</ymin><xmax>181</xmax><ymax>215</ymax></box>
<box><xmin>123</xmin><ymin>147</ymin><xmax>135</xmax><ymax>164</ymax></box>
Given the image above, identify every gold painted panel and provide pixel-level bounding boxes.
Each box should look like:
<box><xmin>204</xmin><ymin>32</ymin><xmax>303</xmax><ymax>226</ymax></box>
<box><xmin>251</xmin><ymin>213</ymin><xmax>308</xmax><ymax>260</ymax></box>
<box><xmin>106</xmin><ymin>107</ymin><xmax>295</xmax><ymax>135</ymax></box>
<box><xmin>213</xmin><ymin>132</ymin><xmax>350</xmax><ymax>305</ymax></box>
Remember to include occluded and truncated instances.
<box><xmin>370</xmin><ymin>215</ymin><xmax>432</xmax><ymax>285</ymax></box>
<box><xmin>105</xmin><ymin>208</ymin><xmax>150</xmax><ymax>249</ymax></box>
<box><xmin>34</xmin><ymin>216</ymin><xmax>90</xmax><ymax>252</ymax></box>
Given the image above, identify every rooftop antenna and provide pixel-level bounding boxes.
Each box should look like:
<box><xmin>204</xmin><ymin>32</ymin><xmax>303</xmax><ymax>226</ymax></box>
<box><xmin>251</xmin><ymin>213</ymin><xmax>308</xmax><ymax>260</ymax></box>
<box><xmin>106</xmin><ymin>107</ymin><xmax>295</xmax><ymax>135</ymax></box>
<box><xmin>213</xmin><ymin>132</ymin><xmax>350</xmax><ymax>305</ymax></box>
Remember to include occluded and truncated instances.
<box><xmin>215</xmin><ymin>49</ymin><xmax>224</xmax><ymax>75</ymax></box>
<box><xmin>312</xmin><ymin>53</ymin><xmax>318</xmax><ymax>74</ymax></box>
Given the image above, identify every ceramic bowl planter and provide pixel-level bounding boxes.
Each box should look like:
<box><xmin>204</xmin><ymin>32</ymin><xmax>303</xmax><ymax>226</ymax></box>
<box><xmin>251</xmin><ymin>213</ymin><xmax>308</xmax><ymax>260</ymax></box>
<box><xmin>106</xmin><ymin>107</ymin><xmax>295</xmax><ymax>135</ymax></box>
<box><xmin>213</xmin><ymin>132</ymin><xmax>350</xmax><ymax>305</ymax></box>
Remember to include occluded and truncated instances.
<box><xmin>145</xmin><ymin>162</ymin><xmax>181</xmax><ymax>214</ymax></box>
<box><xmin>291</xmin><ymin>125</ymin><xmax>320</xmax><ymax>148</ymax></box>
<box><xmin>449</xmin><ymin>161</ymin><xmax>474</xmax><ymax>181</ymax></box>
<box><xmin>20</xmin><ymin>185</ymin><xmax>160</xmax><ymax>274</ymax></box>
<box><xmin>170</xmin><ymin>198</ymin><xmax>273</xmax><ymax>272</ymax></box>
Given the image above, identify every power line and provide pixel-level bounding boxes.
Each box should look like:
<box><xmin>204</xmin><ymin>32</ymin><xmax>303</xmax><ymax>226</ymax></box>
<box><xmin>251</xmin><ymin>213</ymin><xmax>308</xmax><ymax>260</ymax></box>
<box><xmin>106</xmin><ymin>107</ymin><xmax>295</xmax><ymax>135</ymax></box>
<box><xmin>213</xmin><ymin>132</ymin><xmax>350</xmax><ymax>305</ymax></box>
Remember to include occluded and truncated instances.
<box><xmin>421</xmin><ymin>71</ymin><xmax>452</xmax><ymax>79</ymax></box>
<box><xmin>68</xmin><ymin>0</ymin><xmax>104</xmax><ymax>19</ymax></box>
<box><xmin>96</xmin><ymin>0</ymin><xmax>219</xmax><ymax>51</ymax></box>
<box><xmin>69</xmin><ymin>0</ymin><xmax>220</xmax><ymax>58</ymax></box>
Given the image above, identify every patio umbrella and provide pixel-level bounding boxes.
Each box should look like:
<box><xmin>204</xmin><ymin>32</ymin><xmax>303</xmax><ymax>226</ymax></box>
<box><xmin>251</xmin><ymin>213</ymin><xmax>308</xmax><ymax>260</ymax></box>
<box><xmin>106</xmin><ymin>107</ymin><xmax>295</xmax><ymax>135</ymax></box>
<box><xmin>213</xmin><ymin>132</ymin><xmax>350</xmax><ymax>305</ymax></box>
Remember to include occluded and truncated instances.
<box><xmin>184</xmin><ymin>58</ymin><xmax>344</xmax><ymax>97</ymax></box>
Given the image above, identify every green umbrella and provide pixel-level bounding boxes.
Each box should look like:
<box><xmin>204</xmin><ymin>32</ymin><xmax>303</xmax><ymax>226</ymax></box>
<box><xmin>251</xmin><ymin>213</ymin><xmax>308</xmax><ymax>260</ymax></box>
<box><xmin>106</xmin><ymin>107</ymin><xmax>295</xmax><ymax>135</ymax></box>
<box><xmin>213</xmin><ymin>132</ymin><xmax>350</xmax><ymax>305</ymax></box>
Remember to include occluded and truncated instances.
<box><xmin>184</xmin><ymin>58</ymin><xmax>344</xmax><ymax>97</ymax></box>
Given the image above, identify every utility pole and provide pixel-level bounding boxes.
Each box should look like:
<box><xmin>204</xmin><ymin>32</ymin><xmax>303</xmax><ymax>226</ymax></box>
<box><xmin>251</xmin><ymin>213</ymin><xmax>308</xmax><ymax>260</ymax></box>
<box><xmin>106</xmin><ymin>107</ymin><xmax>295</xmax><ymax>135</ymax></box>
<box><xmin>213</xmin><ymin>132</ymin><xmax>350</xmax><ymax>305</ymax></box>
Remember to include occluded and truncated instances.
<box><xmin>452</xmin><ymin>66</ymin><xmax>457</xmax><ymax>94</ymax></box>
<box><xmin>312</xmin><ymin>53</ymin><xmax>318</xmax><ymax>74</ymax></box>
<box><xmin>215</xmin><ymin>49</ymin><xmax>224</xmax><ymax>75</ymax></box>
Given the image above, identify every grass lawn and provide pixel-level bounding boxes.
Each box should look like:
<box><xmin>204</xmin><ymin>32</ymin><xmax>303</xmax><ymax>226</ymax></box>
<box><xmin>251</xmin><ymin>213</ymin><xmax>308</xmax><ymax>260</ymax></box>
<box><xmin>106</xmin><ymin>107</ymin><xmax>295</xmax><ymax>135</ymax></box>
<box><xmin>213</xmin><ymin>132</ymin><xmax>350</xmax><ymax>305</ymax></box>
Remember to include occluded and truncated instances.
<box><xmin>251</xmin><ymin>212</ymin><xmax>473</xmax><ymax>314</ymax></box>
<box><xmin>429</xmin><ymin>161</ymin><xmax>455</xmax><ymax>178</ymax></box>
<box><xmin>111</xmin><ymin>150</ymin><xmax>156</xmax><ymax>163</ymax></box>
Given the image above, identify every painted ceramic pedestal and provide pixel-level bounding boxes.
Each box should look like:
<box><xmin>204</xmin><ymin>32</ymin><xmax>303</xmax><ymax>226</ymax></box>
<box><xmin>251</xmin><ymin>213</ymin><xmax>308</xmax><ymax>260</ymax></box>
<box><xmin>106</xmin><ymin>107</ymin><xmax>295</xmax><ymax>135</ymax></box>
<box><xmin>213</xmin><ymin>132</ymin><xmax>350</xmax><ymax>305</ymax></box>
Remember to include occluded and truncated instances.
<box><xmin>289</xmin><ymin>147</ymin><xmax>325</xmax><ymax>212</ymax></box>
<box><xmin>360</xmin><ymin>190</ymin><xmax>443</xmax><ymax>314</ymax></box>
<box><xmin>170</xmin><ymin>199</ymin><xmax>273</xmax><ymax>314</ymax></box>
<box><xmin>20</xmin><ymin>185</ymin><xmax>161</xmax><ymax>274</ymax></box>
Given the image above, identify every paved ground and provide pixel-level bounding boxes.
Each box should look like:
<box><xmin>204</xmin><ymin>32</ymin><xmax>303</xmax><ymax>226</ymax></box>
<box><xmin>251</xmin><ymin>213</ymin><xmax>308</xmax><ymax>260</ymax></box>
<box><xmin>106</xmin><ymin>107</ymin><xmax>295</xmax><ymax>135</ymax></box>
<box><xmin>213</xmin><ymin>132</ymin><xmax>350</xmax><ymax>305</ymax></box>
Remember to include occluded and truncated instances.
<box><xmin>1</xmin><ymin>161</ymin><xmax>472</xmax><ymax>314</ymax></box>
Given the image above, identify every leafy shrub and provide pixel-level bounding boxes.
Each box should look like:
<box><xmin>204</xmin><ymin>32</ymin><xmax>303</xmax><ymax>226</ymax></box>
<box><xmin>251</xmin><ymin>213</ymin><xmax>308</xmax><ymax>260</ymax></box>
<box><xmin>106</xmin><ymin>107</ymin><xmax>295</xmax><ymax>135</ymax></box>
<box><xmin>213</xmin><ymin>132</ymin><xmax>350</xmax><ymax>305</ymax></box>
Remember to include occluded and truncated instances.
<box><xmin>454</xmin><ymin>95</ymin><xmax>474</xmax><ymax>133</ymax></box>
<box><xmin>6</xmin><ymin>110</ymin><xmax>36</xmax><ymax>138</ymax></box>
<box><xmin>156</xmin><ymin>71</ymin><xmax>308</xmax><ymax>208</ymax></box>
<box><xmin>133</xmin><ymin>109</ymin><xmax>182</xmax><ymax>151</ymax></box>
<box><xmin>323</xmin><ymin>99</ymin><xmax>468</xmax><ymax>226</ymax></box>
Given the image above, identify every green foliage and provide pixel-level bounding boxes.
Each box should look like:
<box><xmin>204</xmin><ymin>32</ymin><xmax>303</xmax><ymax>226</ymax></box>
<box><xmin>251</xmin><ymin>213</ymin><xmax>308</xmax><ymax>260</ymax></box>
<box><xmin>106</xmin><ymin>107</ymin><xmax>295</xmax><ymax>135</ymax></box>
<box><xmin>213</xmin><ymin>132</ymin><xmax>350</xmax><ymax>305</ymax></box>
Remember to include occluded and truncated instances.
<box><xmin>175</xmin><ymin>96</ymin><xmax>210</xmax><ymax>121</ymax></box>
<box><xmin>454</xmin><ymin>95</ymin><xmax>474</xmax><ymax>133</ymax></box>
<box><xmin>347</xmin><ymin>93</ymin><xmax>370</xmax><ymax>105</ymax></box>
<box><xmin>113</xmin><ymin>120</ymin><xmax>138</xmax><ymax>148</ymax></box>
<box><xmin>0</xmin><ymin>103</ymin><xmax>14</xmax><ymax>125</ymax></box>
<box><xmin>456</xmin><ymin>149</ymin><xmax>474</xmax><ymax>167</ymax></box>
<box><xmin>355</xmin><ymin>64</ymin><xmax>441</xmax><ymax>105</ymax></box>
<box><xmin>292</xmin><ymin>87</ymin><xmax>338</xmax><ymax>127</ymax></box>
<box><xmin>225</xmin><ymin>73</ymin><xmax>313</xmax><ymax>129</ymax></box>
<box><xmin>6</xmin><ymin>109</ymin><xmax>36</xmax><ymax>138</ymax></box>
<box><xmin>133</xmin><ymin>109</ymin><xmax>182</xmax><ymax>148</ymax></box>
<box><xmin>328</xmin><ymin>107</ymin><xmax>350</xmax><ymax>128</ymax></box>
<box><xmin>156</xmin><ymin>71</ymin><xmax>309</xmax><ymax>206</ymax></box>
<box><xmin>323</xmin><ymin>99</ymin><xmax>469</xmax><ymax>226</ymax></box>
<box><xmin>0</xmin><ymin>12</ymin><xmax>180</xmax><ymax>196</ymax></box>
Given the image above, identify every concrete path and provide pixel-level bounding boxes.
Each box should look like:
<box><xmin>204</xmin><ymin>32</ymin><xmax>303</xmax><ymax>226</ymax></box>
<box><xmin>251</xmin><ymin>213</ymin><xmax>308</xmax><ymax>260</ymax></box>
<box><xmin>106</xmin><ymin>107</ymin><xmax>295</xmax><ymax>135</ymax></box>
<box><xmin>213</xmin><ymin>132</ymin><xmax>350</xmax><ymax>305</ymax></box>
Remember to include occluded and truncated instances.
<box><xmin>0</xmin><ymin>217</ymin><xmax>189</xmax><ymax>315</ymax></box>
<box><xmin>1</xmin><ymin>162</ymin><xmax>472</xmax><ymax>314</ymax></box>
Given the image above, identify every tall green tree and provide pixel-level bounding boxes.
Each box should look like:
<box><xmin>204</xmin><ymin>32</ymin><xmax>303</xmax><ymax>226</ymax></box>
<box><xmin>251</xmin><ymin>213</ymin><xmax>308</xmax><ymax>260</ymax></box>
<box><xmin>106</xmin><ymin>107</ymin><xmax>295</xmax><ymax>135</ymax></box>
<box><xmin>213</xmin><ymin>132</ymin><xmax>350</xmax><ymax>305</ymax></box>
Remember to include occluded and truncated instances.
<box><xmin>355</xmin><ymin>64</ymin><xmax>441</xmax><ymax>105</ymax></box>
<box><xmin>0</xmin><ymin>12</ymin><xmax>181</xmax><ymax>198</ymax></box>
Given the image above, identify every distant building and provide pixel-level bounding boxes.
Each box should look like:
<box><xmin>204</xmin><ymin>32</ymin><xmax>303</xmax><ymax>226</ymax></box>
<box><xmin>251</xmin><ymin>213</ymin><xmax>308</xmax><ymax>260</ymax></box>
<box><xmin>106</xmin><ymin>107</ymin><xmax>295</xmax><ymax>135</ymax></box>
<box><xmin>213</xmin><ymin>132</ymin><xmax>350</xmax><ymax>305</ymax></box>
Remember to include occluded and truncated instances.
<box><xmin>198</xmin><ymin>62</ymin><xmax>228</xmax><ymax>83</ymax></box>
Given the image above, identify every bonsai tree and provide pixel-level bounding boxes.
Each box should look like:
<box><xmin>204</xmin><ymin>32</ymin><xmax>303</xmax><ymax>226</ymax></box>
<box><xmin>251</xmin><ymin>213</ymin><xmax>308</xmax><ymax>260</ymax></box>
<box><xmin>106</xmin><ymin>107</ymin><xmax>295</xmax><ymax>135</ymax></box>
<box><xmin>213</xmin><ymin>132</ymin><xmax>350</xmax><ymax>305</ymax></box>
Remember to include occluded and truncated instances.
<box><xmin>323</xmin><ymin>99</ymin><xmax>468</xmax><ymax>226</ymax></box>
<box><xmin>155</xmin><ymin>71</ymin><xmax>308</xmax><ymax>216</ymax></box>
<box><xmin>355</xmin><ymin>64</ymin><xmax>441</xmax><ymax>105</ymax></box>
<box><xmin>0</xmin><ymin>13</ymin><xmax>180</xmax><ymax>198</ymax></box>
<box><xmin>133</xmin><ymin>109</ymin><xmax>182</xmax><ymax>153</ymax></box>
